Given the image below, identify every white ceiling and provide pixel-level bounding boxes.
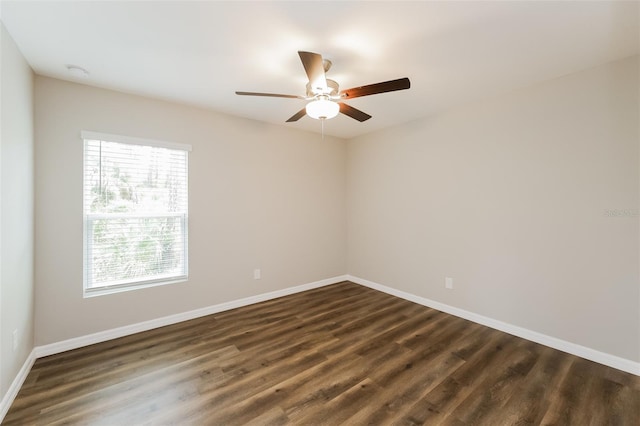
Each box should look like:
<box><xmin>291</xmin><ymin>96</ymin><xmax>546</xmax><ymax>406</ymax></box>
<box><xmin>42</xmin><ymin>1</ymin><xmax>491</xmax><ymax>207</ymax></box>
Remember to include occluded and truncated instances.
<box><xmin>1</xmin><ymin>1</ymin><xmax>638</xmax><ymax>139</ymax></box>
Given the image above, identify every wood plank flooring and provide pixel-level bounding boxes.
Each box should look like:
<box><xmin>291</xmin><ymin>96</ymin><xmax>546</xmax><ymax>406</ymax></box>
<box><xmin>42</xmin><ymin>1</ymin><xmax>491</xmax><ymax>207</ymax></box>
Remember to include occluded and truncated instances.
<box><xmin>4</xmin><ymin>281</ymin><xmax>639</xmax><ymax>425</ymax></box>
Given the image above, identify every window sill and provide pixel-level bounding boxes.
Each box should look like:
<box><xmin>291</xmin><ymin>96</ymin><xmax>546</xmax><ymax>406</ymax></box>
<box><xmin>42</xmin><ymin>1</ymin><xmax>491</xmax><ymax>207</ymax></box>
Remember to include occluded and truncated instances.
<box><xmin>83</xmin><ymin>276</ymin><xmax>188</xmax><ymax>298</ymax></box>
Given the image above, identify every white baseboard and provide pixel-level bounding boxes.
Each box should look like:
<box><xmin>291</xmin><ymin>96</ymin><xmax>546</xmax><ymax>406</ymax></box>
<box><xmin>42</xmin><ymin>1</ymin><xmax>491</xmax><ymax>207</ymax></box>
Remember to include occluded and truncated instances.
<box><xmin>0</xmin><ymin>349</ymin><xmax>36</xmax><ymax>422</ymax></box>
<box><xmin>35</xmin><ymin>275</ymin><xmax>349</xmax><ymax>358</ymax></box>
<box><xmin>348</xmin><ymin>275</ymin><xmax>640</xmax><ymax>376</ymax></box>
<box><xmin>0</xmin><ymin>275</ymin><xmax>347</xmax><ymax>422</ymax></box>
<box><xmin>3</xmin><ymin>272</ymin><xmax>636</xmax><ymax>423</ymax></box>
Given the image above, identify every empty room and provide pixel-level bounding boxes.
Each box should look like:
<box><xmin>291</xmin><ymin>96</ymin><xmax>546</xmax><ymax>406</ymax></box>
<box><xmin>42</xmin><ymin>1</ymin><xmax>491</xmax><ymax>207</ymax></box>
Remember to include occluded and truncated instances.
<box><xmin>1</xmin><ymin>1</ymin><xmax>639</xmax><ymax>424</ymax></box>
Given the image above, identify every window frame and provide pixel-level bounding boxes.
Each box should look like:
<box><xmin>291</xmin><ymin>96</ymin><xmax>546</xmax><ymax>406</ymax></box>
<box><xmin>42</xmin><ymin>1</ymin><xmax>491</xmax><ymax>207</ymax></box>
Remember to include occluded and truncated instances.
<box><xmin>81</xmin><ymin>131</ymin><xmax>191</xmax><ymax>297</ymax></box>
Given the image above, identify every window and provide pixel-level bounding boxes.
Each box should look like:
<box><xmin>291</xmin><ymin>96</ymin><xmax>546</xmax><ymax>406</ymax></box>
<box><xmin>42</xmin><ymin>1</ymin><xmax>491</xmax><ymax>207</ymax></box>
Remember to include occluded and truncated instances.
<box><xmin>82</xmin><ymin>131</ymin><xmax>191</xmax><ymax>296</ymax></box>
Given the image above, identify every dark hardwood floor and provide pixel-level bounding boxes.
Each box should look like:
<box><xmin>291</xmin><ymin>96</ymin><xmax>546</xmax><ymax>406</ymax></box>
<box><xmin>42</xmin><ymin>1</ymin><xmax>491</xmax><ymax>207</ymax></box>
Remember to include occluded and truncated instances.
<box><xmin>4</xmin><ymin>281</ymin><xmax>639</xmax><ymax>425</ymax></box>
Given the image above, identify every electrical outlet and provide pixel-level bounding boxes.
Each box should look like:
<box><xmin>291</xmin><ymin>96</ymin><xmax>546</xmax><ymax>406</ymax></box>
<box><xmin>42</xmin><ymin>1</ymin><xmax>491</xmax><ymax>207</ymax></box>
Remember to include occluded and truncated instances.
<box><xmin>445</xmin><ymin>277</ymin><xmax>453</xmax><ymax>289</ymax></box>
<box><xmin>254</xmin><ymin>269</ymin><xmax>261</xmax><ymax>280</ymax></box>
<box><xmin>12</xmin><ymin>329</ymin><xmax>18</xmax><ymax>351</ymax></box>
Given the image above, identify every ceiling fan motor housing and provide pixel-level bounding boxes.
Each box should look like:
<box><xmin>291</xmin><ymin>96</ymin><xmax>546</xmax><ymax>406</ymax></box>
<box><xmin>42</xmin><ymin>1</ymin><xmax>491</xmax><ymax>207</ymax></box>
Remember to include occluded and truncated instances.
<box><xmin>307</xmin><ymin>79</ymin><xmax>339</xmax><ymax>97</ymax></box>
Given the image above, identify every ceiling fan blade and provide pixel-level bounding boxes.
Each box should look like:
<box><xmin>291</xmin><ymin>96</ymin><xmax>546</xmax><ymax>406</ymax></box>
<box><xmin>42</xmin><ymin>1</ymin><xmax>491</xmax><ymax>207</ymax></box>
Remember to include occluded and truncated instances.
<box><xmin>235</xmin><ymin>91</ymin><xmax>304</xmax><ymax>99</ymax></box>
<box><xmin>298</xmin><ymin>51</ymin><xmax>327</xmax><ymax>93</ymax></box>
<box><xmin>339</xmin><ymin>103</ymin><xmax>372</xmax><ymax>122</ymax></box>
<box><xmin>286</xmin><ymin>108</ymin><xmax>307</xmax><ymax>122</ymax></box>
<box><xmin>340</xmin><ymin>77</ymin><xmax>411</xmax><ymax>99</ymax></box>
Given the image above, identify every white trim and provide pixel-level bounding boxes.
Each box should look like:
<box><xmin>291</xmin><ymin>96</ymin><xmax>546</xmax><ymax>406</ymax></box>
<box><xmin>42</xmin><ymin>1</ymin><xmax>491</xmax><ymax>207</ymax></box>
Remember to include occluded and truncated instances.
<box><xmin>35</xmin><ymin>275</ymin><xmax>348</xmax><ymax>358</ymax></box>
<box><xmin>0</xmin><ymin>349</ymin><xmax>36</xmax><ymax>423</ymax></box>
<box><xmin>1</xmin><ymin>275</ymin><xmax>346</xmax><ymax>420</ymax></box>
<box><xmin>80</xmin><ymin>130</ymin><xmax>192</xmax><ymax>151</ymax></box>
<box><xmin>83</xmin><ymin>276</ymin><xmax>188</xmax><ymax>298</ymax></box>
<box><xmin>4</xmin><ymin>272</ymin><xmax>635</xmax><ymax>421</ymax></box>
<box><xmin>348</xmin><ymin>275</ymin><xmax>640</xmax><ymax>376</ymax></box>
<box><xmin>86</xmin><ymin>212</ymin><xmax>186</xmax><ymax>219</ymax></box>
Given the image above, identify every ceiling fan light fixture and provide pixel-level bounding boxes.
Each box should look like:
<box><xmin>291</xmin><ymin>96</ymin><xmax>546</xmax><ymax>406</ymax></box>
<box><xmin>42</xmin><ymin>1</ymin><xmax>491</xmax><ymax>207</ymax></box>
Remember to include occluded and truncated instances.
<box><xmin>306</xmin><ymin>98</ymin><xmax>339</xmax><ymax>120</ymax></box>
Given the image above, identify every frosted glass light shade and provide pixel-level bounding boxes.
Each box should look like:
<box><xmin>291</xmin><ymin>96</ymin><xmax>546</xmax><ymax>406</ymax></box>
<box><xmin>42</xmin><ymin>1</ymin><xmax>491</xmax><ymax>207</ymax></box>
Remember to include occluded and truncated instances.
<box><xmin>306</xmin><ymin>99</ymin><xmax>339</xmax><ymax>120</ymax></box>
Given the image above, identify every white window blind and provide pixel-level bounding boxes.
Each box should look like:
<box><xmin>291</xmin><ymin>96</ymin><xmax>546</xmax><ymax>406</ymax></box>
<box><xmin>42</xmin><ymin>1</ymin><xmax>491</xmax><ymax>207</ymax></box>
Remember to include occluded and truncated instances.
<box><xmin>82</xmin><ymin>131</ymin><xmax>191</xmax><ymax>295</ymax></box>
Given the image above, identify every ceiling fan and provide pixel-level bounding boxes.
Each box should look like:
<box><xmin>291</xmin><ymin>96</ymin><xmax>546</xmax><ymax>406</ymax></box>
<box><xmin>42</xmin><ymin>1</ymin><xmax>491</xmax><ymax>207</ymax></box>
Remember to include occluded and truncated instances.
<box><xmin>236</xmin><ymin>51</ymin><xmax>411</xmax><ymax>123</ymax></box>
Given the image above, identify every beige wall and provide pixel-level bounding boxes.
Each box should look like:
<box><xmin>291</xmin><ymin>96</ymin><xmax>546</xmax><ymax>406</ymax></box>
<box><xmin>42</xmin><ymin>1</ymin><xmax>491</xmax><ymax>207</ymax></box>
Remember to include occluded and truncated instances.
<box><xmin>34</xmin><ymin>77</ymin><xmax>347</xmax><ymax>345</ymax></box>
<box><xmin>348</xmin><ymin>56</ymin><xmax>640</xmax><ymax>362</ymax></box>
<box><xmin>0</xmin><ymin>23</ymin><xmax>35</xmax><ymax>396</ymax></box>
<box><xmin>25</xmin><ymin>53</ymin><xmax>640</xmax><ymax>367</ymax></box>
